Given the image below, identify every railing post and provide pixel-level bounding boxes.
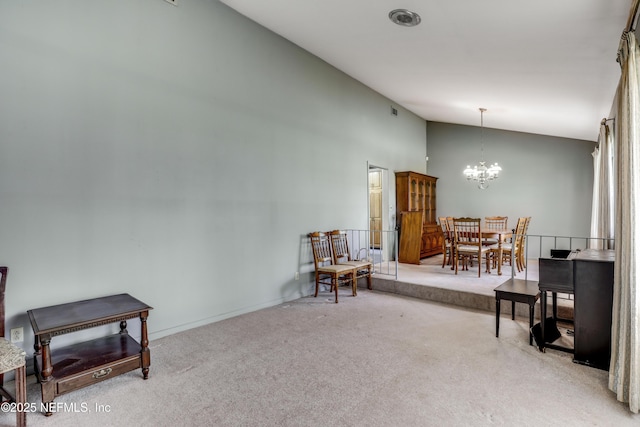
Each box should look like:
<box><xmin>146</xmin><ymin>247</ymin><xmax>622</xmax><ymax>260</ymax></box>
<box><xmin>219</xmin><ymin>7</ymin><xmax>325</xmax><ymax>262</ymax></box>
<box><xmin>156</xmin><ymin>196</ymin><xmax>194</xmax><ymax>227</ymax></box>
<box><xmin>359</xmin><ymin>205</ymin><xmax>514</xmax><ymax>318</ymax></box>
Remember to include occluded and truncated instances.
<box><xmin>395</xmin><ymin>229</ymin><xmax>398</xmax><ymax>279</ymax></box>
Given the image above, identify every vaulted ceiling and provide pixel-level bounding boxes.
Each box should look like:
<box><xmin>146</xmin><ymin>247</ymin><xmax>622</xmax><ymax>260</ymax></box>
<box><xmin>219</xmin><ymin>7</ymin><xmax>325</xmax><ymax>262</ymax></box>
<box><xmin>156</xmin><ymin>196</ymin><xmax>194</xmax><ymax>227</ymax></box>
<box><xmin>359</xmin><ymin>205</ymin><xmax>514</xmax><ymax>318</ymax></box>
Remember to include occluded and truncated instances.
<box><xmin>220</xmin><ymin>0</ymin><xmax>632</xmax><ymax>141</ymax></box>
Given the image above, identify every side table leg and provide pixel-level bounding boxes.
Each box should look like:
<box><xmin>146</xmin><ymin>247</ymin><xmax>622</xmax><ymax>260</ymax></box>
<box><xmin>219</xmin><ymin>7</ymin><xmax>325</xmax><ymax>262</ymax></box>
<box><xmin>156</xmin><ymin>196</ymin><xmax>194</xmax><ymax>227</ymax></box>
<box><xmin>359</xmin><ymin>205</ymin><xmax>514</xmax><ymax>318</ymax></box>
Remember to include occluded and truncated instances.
<box><xmin>495</xmin><ymin>294</ymin><xmax>500</xmax><ymax>337</ymax></box>
<box><xmin>40</xmin><ymin>337</ymin><xmax>55</xmax><ymax>416</ymax></box>
<box><xmin>41</xmin><ymin>338</ymin><xmax>53</xmax><ymax>380</ymax></box>
<box><xmin>140</xmin><ymin>312</ymin><xmax>150</xmax><ymax>379</ymax></box>
<box><xmin>33</xmin><ymin>334</ymin><xmax>41</xmax><ymax>356</ymax></box>
<box><xmin>529</xmin><ymin>301</ymin><xmax>535</xmax><ymax>346</ymax></box>
<box><xmin>541</xmin><ymin>291</ymin><xmax>547</xmax><ymax>353</ymax></box>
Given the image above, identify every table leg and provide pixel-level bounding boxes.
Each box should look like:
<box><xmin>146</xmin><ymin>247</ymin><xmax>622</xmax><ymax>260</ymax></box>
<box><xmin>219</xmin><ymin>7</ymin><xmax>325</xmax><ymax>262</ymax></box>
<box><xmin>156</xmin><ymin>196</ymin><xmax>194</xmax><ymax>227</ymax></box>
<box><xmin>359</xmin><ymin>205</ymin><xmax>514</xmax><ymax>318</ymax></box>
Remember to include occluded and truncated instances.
<box><xmin>511</xmin><ymin>301</ymin><xmax>515</xmax><ymax>320</ymax></box>
<box><xmin>541</xmin><ymin>291</ymin><xmax>547</xmax><ymax>352</ymax></box>
<box><xmin>40</xmin><ymin>337</ymin><xmax>55</xmax><ymax>415</ymax></box>
<box><xmin>497</xmin><ymin>236</ymin><xmax>503</xmax><ymax>275</ymax></box>
<box><xmin>529</xmin><ymin>301</ymin><xmax>535</xmax><ymax>346</ymax></box>
<box><xmin>33</xmin><ymin>334</ymin><xmax>41</xmax><ymax>356</ymax></box>
<box><xmin>40</xmin><ymin>338</ymin><xmax>53</xmax><ymax>381</ymax></box>
<box><xmin>495</xmin><ymin>295</ymin><xmax>500</xmax><ymax>337</ymax></box>
<box><xmin>140</xmin><ymin>312</ymin><xmax>150</xmax><ymax>380</ymax></box>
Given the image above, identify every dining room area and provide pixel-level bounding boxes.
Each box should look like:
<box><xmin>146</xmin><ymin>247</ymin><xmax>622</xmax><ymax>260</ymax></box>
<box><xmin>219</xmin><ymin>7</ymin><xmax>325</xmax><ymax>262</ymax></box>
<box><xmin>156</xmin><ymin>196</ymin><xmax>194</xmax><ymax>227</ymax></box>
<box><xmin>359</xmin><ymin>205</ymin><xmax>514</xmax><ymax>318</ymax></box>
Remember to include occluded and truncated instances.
<box><xmin>394</xmin><ymin>171</ymin><xmax>531</xmax><ymax>274</ymax></box>
<box><xmin>364</xmin><ymin>194</ymin><xmax>588</xmax><ymax>334</ymax></box>
<box><xmin>438</xmin><ymin>215</ymin><xmax>531</xmax><ymax>277</ymax></box>
<box><xmin>381</xmin><ymin>215</ymin><xmax>537</xmax><ymax>294</ymax></box>
<box><xmin>388</xmin><ymin>168</ymin><xmax>612</xmax><ymax>340</ymax></box>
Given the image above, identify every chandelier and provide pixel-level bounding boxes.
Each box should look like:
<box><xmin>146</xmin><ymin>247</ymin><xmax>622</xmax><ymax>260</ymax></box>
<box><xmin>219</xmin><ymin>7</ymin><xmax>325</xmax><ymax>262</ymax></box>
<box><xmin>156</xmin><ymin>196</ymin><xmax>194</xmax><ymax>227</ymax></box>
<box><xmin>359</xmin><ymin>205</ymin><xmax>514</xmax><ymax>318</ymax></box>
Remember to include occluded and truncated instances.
<box><xmin>463</xmin><ymin>108</ymin><xmax>502</xmax><ymax>189</ymax></box>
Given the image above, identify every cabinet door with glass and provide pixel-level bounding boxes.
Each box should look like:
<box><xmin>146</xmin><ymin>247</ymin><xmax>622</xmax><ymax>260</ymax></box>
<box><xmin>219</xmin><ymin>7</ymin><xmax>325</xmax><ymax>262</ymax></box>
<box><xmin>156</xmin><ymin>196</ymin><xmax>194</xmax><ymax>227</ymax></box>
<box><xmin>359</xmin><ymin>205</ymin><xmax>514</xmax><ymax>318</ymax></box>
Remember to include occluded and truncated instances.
<box><xmin>395</xmin><ymin>171</ymin><xmax>441</xmax><ymax>260</ymax></box>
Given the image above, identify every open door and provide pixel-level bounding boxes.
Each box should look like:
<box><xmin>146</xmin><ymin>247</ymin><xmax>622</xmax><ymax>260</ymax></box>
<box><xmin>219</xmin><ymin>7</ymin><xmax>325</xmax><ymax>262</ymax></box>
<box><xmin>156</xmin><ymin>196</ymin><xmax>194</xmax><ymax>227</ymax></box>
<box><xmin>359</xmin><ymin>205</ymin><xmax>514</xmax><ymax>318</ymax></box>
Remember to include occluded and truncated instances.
<box><xmin>369</xmin><ymin>169</ymin><xmax>383</xmax><ymax>249</ymax></box>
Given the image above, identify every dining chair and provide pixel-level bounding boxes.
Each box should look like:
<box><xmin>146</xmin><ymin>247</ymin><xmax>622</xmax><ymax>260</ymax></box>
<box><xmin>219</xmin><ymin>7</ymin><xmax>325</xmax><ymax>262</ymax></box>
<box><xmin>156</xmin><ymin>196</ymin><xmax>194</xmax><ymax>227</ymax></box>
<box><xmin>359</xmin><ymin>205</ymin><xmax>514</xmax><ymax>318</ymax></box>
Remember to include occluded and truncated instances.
<box><xmin>517</xmin><ymin>217</ymin><xmax>532</xmax><ymax>271</ymax></box>
<box><xmin>308</xmin><ymin>232</ymin><xmax>357</xmax><ymax>303</ymax></box>
<box><xmin>483</xmin><ymin>216</ymin><xmax>508</xmax><ymax>245</ymax></box>
<box><xmin>0</xmin><ymin>267</ymin><xmax>27</xmax><ymax>427</ymax></box>
<box><xmin>329</xmin><ymin>230</ymin><xmax>372</xmax><ymax>294</ymax></box>
<box><xmin>438</xmin><ymin>217</ymin><xmax>453</xmax><ymax>268</ymax></box>
<box><xmin>452</xmin><ymin>218</ymin><xmax>491</xmax><ymax>277</ymax></box>
<box><xmin>491</xmin><ymin>217</ymin><xmax>530</xmax><ymax>272</ymax></box>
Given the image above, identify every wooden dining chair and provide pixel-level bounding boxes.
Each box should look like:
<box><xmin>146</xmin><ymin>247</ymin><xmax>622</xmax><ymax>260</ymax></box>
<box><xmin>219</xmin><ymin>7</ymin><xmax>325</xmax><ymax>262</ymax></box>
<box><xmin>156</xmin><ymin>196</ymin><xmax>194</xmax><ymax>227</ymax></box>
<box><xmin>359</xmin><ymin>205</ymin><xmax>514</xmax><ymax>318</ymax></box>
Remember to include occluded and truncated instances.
<box><xmin>491</xmin><ymin>217</ymin><xmax>530</xmax><ymax>272</ymax></box>
<box><xmin>518</xmin><ymin>216</ymin><xmax>531</xmax><ymax>271</ymax></box>
<box><xmin>483</xmin><ymin>216</ymin><xmax>508</xmax><ymax>245</ymax></box>
<box><xmin>438</xmin><ymin>217</ymin><xmax>453</xmax><ymax>268</ymax></box>
<box><xmin>308</xmin><ymin>232</ymin><xmax>357</xmax><ymax>303</ymax></box>
<box><xmin>0</xmin><ymin>267</ymin><xmax>27</xmax><ymax>427</ymax></box>
<box><xmin>452</xmin><ymin>218</ymin><xmax>491</xmax><ymax>277</ymax></box>
<box><xmin>329</xmin><ymin>230</ymin><xmax>372</xmax><ymax>294</ymax></box>
<box><xmin>516</xmin><ymin>217</ymin><xmax>532</xmax><ymax>271</ymax></box>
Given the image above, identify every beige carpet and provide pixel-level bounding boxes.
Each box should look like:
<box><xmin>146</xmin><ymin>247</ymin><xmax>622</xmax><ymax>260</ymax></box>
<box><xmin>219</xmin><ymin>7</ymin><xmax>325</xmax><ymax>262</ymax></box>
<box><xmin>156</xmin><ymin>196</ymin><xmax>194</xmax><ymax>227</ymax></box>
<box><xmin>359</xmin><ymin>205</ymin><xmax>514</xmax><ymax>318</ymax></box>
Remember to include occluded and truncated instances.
<box><xmin>373</xmin><ymin>254</ymin><xmax>577</xmax><ymax>321</ymax></box>
<box><xmin>390</xmin><ymin>253</ymin><xmax>540</xmax><ymax>297</ymax></box>
<box><xmin>4</xmin><ymin>289</ymin><xmax>637</xmax><ymax>426</ymax></box>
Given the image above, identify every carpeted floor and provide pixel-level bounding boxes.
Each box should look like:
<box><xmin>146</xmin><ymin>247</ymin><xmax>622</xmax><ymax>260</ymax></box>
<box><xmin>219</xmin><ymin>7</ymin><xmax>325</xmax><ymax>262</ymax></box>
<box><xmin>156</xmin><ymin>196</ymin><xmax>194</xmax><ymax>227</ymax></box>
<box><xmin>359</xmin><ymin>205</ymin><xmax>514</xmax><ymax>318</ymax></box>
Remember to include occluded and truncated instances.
<box><xmin>4</xmin><ymin>289</ymin><xmax>637</xmax><ymax>426</ymax></box>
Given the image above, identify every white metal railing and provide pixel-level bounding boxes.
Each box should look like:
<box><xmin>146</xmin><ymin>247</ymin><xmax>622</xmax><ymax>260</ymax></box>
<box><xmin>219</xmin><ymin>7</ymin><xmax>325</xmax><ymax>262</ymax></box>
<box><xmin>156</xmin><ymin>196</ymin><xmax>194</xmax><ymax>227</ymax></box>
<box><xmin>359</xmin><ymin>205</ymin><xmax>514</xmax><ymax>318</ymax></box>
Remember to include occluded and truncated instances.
<box><xmin>336</xmin><ymin>231</ymin><xmax>612</xmax><ymax>284</ymax></box>
<box><xmin>344</xmin><ymin>229</ymin><xmax>398</xmax><ymax>279</ymax></box>
<box><xmin>512</xmin><ymin>234</ymin><xmax>615</xmax><ymax>301</ymax></box>
<box><xmin>524</xmin><ymin>234</ymin><xmax>614</xmax><ymax>260</ymax></box>
<box><xmin>517</xmin><ymin>234</ymin><xmax>615</xmax><ymax>277</ymax></box>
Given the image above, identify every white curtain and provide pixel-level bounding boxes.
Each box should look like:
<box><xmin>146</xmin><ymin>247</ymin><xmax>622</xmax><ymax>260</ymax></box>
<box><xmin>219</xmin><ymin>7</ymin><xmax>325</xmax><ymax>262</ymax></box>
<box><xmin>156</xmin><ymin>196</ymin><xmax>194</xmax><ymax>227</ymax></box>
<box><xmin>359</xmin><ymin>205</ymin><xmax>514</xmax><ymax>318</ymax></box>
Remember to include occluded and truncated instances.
<box><xmin>609</xmin><ymin>30</ymin><xmax>640</xmax><ymax>414</ymax></box>
<box><xmin>590</xmin><ymin>121</ymin><xmax>615</xmax><ymax>249</ymax></box>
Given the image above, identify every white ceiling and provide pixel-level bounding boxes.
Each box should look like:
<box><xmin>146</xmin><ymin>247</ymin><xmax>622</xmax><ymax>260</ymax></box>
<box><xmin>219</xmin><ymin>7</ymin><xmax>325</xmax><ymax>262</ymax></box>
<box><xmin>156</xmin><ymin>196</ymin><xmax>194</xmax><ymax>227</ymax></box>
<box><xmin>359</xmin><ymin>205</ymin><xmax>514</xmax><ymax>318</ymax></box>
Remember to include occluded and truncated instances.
<box><xmin>219</xmin><ymin>0</ymin><xmax>632</xmax><ymax>142</ymax></box>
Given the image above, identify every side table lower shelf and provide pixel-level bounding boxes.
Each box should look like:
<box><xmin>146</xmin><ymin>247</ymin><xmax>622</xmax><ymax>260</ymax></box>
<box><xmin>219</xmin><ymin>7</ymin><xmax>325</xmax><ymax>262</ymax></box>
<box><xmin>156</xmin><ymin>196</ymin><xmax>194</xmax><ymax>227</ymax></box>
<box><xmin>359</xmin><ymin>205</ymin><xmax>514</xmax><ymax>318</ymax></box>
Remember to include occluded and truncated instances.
<box><xmin>27</xmin><ymin>293</ymin><xmax>152</xmax><ymax>416</ymax></box>
<box><xmin>34</xmin><ymin>334</ymin><xmax>144</xmax><ymax>399</ymax></box>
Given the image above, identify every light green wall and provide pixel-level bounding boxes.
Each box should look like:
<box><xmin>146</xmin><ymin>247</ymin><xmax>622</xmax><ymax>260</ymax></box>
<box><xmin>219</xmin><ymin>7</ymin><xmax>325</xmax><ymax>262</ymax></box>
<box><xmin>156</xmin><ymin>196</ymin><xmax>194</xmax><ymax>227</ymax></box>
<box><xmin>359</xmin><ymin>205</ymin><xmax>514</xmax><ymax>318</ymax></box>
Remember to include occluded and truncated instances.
<box><xmin>0</xmin><ymin>0</ymin><xmax>597</xmax><ymax>363</ymax></box>
<box><xmin>0</xmin><ymin>0</ymin><xmax>426</xmax><ymax>353</ymax></box>
<box><xmin>426</xmin><ymin>122</ymin><xmax>594</xmax><ymax>238</ymax></box>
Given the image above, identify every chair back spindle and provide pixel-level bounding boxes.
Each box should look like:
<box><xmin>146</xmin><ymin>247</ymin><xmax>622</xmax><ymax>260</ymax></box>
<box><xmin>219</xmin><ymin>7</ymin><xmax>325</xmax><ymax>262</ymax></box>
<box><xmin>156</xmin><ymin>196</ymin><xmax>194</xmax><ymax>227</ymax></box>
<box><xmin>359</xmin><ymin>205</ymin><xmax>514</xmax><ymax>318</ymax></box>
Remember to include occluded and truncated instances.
<box><xmin>329</xmin><ymin>230</ymin><xmax>352</xmax><ymax>263</ymax></box>
<box><xmin>310</xmin><ymin>232</ymin><xmax>334</xmax><ymax>266</ymax></box>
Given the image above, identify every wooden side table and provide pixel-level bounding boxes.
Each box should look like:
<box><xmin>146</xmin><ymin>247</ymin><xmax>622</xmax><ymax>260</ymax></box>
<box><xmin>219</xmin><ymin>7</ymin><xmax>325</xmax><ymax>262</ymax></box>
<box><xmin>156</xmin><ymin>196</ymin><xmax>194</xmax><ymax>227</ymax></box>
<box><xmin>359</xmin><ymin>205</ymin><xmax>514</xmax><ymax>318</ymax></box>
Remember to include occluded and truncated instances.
<box><xmin>27</xmin><ymin>293</ymin><xmax>152</xmax><ymax>416</ymax></box>
<box><xmin>494</xmin><ymin>279</ymin><xmax>540</xmax><ymax>345</ymax></box>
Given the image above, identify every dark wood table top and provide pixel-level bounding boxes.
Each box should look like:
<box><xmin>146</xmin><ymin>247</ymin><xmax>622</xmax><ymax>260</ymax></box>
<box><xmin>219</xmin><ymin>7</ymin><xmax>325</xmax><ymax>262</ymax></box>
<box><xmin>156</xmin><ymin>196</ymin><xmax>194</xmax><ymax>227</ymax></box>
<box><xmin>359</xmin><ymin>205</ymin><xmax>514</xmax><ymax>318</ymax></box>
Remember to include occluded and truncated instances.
<box><xmin>28</xmin><ymin>293</ymin><xmax>152</xmax><ymax>336</ymax></box>
<box><xmin>494</xmin><ymin>278</ymin><xmax>540</xmax><ymax>298</ymax></box>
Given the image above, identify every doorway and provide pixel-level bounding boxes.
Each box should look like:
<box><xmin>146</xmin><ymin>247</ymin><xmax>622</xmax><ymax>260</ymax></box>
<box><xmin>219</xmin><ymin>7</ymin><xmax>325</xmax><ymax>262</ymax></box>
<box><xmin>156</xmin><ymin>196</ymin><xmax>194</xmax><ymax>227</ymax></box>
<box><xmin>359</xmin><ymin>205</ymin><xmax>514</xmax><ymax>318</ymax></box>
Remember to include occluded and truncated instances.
<box><xmin>369</xmin><ymin>169</ymin><xmax>383</xmax><ymax>248</ymax></box>
<box><xmin>367</xmin><ymin>164</ymin><xmax>390</xmax><ymax>261</ymax></box>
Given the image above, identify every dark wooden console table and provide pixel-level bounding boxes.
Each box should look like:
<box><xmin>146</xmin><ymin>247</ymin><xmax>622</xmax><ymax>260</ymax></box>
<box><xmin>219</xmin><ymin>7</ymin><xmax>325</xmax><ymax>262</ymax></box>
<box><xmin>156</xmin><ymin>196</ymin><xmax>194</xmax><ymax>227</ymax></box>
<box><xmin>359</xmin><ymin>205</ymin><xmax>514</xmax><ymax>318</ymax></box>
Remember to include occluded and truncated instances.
<box><xmin>27</xmin><ymin>293</ymin><xmax>153</xmax><ymax>415</ymax></box>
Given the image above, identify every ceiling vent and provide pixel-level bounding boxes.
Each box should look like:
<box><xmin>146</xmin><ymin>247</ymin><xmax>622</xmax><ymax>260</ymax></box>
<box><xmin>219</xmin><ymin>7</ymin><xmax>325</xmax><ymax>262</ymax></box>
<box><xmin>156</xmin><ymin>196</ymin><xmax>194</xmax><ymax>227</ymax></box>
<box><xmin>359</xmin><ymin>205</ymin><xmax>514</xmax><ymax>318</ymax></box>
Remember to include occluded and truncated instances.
<box><xmin>388</xmin><ymin>9</ymin><xmax>421</xmax><ymax>27</ymax></box>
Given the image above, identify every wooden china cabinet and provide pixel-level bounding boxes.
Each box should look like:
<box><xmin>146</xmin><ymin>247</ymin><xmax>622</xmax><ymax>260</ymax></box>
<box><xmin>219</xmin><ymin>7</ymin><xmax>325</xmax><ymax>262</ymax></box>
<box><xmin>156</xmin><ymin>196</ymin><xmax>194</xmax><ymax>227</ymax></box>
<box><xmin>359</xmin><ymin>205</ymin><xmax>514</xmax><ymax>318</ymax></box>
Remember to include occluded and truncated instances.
<box><xmin>395</xmin><ymin>171</ymin><xmax>443</xmax><ymax>263</ymax></box>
